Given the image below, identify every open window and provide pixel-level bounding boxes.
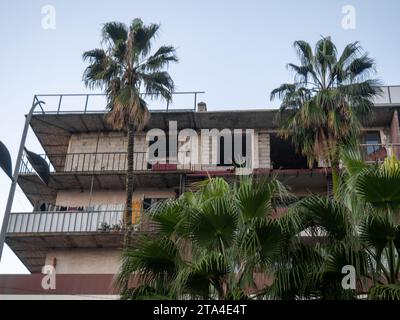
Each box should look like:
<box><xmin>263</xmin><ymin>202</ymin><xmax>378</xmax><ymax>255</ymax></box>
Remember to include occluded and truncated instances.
<box><xmin>148</xmin><ymin>135</ymin><xmax>178</xmax><ymax>170</ymax></box>
<box><xmin>217</xmin><ymin>132</ymin><xmax>250</xmax><ymax>167</ymax></box>
<box><xmin>270</xmin><ymin>134</ymin><xmax>312</xmax><ymax>169</ymax></box>
<box><xmin>362</xmin><ymin>131</ymin><xmax>382</xmax><ymax>154</ymax></box>
<box><xmin>361</xmin><ymin>131</ymin><xmax>386</xmax><ymax>162</ymax></box>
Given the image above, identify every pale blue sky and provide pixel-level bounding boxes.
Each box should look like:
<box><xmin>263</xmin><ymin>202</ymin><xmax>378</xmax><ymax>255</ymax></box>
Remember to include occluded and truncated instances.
<box><xmin>1</xmin><ymin>0</ymin><xmax>400</xmax><ymax>273</ymax></box>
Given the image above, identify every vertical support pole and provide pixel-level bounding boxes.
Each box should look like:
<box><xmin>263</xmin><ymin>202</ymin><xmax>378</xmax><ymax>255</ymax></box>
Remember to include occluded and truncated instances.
<box><xmin>84</xmin><ymin>95</ymin><xmax>89</xmax><ymax>114</ymax></box>
<box><xmin>0</xmin><ymin>99</ymin><xmax>45</xmax><ymax>261</ymax></box>
<box><xmin>57</xmin><ymin>95</ymin><xmax>63</xmax><ymax>114</ymax></box>
<box><xmin>388</xmin><ymin>86</ymin><xmax>392</xmax><ymax>104</ymax></box>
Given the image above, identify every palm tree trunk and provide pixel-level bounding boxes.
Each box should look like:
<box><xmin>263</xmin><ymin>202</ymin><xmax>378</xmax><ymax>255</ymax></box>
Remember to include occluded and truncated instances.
<box><xmin>331</xmin><ymin>147</ymin><xmax>341</xmax><ymax>198</ymax></box>
<box><xmin>124</xmin><ymin>123</ymin><xmax>135</xmax><ymax>235</ymax></box>
<box><xmin>331</xmin><ymin>162</ymin><xmax>340</xmax><ymax>198</ymax></box>
<box><xmin>121</xmin><ymin>123</ymin><xmax>135</xmax><ymax>297</ymax></box>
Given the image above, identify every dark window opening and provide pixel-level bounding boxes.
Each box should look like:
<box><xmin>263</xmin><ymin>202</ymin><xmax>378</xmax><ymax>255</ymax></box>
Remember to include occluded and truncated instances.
<box><xmin>270</xmin><ymin>134</ymin><xmax>314</xmax><ymax>169</ymax></box>
<box><xmin>363</xmin><ymin>131</ymin><xmax>381</xmax><ymax>155</ymax></box>
<box><xmin>217</xmin><ymin>133</ymin><xmax>248</xmax><ymax>166</ymax></box>
<box><xmin>143</xmin><ymin>198</ymin><xmax>165</xmax><ymax>210</ymax></box>
<box><xmin>148</xmin><ymin>135</ymin><xmax>177</xmax><ymax>166</ymax></box>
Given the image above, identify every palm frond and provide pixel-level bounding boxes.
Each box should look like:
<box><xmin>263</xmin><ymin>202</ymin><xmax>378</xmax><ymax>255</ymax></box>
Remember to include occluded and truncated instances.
<box><xmin>369</xmin><ymin>284</ymin><xmax>400</xmax><ymax>300</ymax></box>
<box><xmin>102</xmin><ymin>21</ymin><xmax>128</xmax><ymax>45</ymax></box>
<box><xmin>355</xmin><ymin>164</ymin><xmax>400</xmax><ymax>210</ymax></box>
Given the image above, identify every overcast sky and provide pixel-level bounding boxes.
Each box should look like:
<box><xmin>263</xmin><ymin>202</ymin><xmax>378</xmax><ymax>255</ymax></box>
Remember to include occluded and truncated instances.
<box><xmin>1</xmin><ymin>0</ymin><xmax>400</xmax><ymax>273</ymax></box>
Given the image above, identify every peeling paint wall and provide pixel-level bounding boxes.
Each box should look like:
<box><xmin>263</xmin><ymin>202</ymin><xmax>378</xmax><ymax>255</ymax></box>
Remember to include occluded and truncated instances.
<box><xmin>55</xmin><ymin>189</ymin><xmax>176</xmax><ymax>207</ymax></box>
<box><xmin>65</xmin><ymin>130</ymin><xmax>271</xmax><ymax>171</ymax></box>
<box><xmin>44</xmin><ymin>249</ymin><xmax>121</xmax><ymax>274</ymax></box>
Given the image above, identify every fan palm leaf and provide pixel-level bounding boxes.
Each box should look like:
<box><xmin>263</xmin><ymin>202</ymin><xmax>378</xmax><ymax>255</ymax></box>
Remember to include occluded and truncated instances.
<box><xmin>271</xmin><ymin>37</ymin><xmax>381</xmax><ymax>195</ymax></box>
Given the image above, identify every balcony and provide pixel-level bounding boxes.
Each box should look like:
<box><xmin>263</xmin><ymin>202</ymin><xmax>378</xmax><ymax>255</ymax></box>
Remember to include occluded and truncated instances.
<box><xmin>20</xmin><ymin>152</ymin><xmax>146</xmax><ymax>174</ymax></box>
<box><xmin>372</xmin><ymin>85</ymin><xmax>400</xmax><ymax>106</ymax></box>
<box><xmin>7</xmin><ymin>209</ymin><xmax>159</xmax><ymax>234</ymax></box>
<box><xmin>32</xmin><ymin>92</ymin><xmax>204</xmax><ymax>115</ymax></box>
<box><xmin>360</xmin><ymin>143</ymin><xmax>400</xmax><ymax>163</ymax></box>
<box><xmin>19</xmin><ymin>151</ymin><xmax>196</xmax><ymax>174</ymax></box>
<box><xmin>16</xmin><ymin>151</ymin><xmax>191</xmax><ymax>205</ymax></box>
<box><xmin>7</xmin><ymin>210</ymin><xmax>125</xmax><ymax>234</ymax></box>
<box><xmin>5</xmin><ymin>208</ymin><xmax>159</xmax><ymax>272</ymax></box>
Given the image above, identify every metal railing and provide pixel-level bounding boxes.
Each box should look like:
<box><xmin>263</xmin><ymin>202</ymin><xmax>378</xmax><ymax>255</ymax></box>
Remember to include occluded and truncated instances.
<box><xmin>19</xmin><ymin>152</ymin><xmax>147</xmax><ymax>173</ymax></box>
<box><xmin>359</xmin><ymin>143</ymin><xmax>400</xmax><ymax>163</ymax></box>
<box><xmin>32</xmin><ymin>91</ymin><xmax>205</xmax><ymax>115</ymax></box>
<box><xmin>372</xmin><ymin>86</ymin><xmax>400</xmax><ymax>105</ymax></box>
<box><xmin>7</xmin><ymin>210</ymin><xmax>160</xmax><ymax>234</ymax></box>
<box><xmin>19</xmin><ymin>151</ymin><xmax>196</xmax><ymax>174</ymax></box>
<box><xmin>7</xmin><ymin>210</ymin><xmax>124</xmax><ymax>233</ymax></box>
<box><xmin>18</xmin><ymin>145</ymin><xmax>400</xmax><ymax>175</ymax></box>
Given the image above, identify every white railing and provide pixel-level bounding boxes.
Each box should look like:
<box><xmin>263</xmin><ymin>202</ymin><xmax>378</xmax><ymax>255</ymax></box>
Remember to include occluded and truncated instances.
<box><xmin>359</xmin><ymin>143</ymin><xmax>400</xmax><ymax>163</ymax></box>
<box><xmin>7</xmin><ymin>210</ymin><xmax>124</xmax><ymax>233</ymax></box>
<box><xmin>372</xmin><ymin>86</ymin><xmax>400</xmax><ymax>105</ymax></box>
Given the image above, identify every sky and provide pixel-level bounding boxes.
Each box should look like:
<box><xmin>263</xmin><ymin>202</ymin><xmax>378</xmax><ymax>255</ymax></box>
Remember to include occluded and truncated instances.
<box><xmin>0</xmin><ymin>0</ymin><xmax>400</xmax><ymax>273</ymax></box>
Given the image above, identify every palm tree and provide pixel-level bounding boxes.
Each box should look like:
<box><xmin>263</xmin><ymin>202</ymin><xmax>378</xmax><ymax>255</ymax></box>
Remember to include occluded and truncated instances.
<box><xmin>267</xmin><ymin>194</ymin><xmax>369</xmax><ymax>299</ymax></box>
<box><xmin>355</xmin><ymin>155</ymin><xmax>400</xmax><ymax>299</ymax></box>
<box><xmin>271</xmin><ymin>37</ymin><xmax>381</xmax><ymax>196</ymax></box>
<box><xmin>268</xmin><ymin>150</ymin><xmax>400</xmax><ymax>300</ymax></box>
<box><xmin>117</xmin><ymin>153</ymin><xmax>400</xmax><ymax>300</ymax></box>
<box><xmin>82</xmin><ymin>19</ymin><xmax>178</xmax><ymax>230</ymax></box>
<box><xmin>116</xmin><ymin>176</ymin><xmax>295</xmax><ymax>299</ymax></box>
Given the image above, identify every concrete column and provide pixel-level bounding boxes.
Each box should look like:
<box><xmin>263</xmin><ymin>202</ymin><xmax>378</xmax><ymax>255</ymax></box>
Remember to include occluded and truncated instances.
<box><xmin>390</xmin><ymin>110</ymin><xmax>400</xmax><ymax>158</ymax></box>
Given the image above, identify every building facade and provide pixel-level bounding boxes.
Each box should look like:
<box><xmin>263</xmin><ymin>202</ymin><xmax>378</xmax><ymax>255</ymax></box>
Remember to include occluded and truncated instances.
<box><xmin>1</xmin><ymin>86</ymin><xmax>400</xmax><ymax>299</ymax></box>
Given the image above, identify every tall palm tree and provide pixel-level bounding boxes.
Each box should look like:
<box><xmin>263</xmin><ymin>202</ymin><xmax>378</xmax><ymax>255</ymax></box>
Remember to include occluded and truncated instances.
<box><xmin>271</xmin><ymin>37</ymin><xmax>381</xmax><ymax>196</ymax></box>
<box><xmin>116</xmin><ymin>176</ymin><xmax>294</xmax><ymax>299</ymax></box>
<box><xmin>82</xmin><ymin>19</ymin><xmax>178</xmax><ymax>230</ymax></box>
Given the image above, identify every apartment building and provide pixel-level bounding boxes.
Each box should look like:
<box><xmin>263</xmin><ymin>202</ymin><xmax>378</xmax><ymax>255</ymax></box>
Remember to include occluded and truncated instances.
<box><xmin>1</xmin><ymin>86</ymin><xmax>400</xmax><ymax>299</ymax></box>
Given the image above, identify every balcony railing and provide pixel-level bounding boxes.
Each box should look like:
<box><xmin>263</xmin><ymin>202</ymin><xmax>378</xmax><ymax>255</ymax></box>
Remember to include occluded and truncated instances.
<box><xmin>19</xmin><ymin>144</ymin><xmax>399</xmax><ymax>176</ymax></box>
<box><xmin>32</xmin><ymin>92</ymin><xmax>205</xmax><ymax>115</ymax></box>
<box><xmin>360</xmin><ymin>143</ymin><xmax>400</xmax><ymax>163</ymax></box>
<box><xmin>19</xmin><ymin>152</ymin><xmax>147</xmax><ymax>174</ymax></box>
<box><xmin>7</xmin><ymin>210</ymin><xmax>124</xmax><ymax>233</ymax></box>
<box><xmin>19</xmin><ymin>151</ymin><xmax>196</xmax><ymax>174</ymax></box>
<box><xmin>372</xmin><ymin>85</ymin><xmax>400</xmax><ymax>105</ymax></box>
<box><xmin>7</xmin><ymin>210</ymin><xmax>159</xmax><ymax>234</ymax></box>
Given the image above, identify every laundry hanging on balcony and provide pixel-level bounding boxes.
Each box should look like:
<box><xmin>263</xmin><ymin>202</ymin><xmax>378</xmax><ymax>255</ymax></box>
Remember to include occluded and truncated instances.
<box><xmin>24</xmin><ymin>148</ymin><xmax>50</xmax><ymax>185</ymax></box>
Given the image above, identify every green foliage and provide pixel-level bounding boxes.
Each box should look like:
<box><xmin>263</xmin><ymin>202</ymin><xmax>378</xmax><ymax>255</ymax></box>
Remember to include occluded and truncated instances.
<box><xmin>118</xmin><ymin>176</ymin><xmax>292</xmax><ymax>299</ymax></box>
<box><xmin>268</xmin><ymin>154</ymin><xmax>400</xmax><ymax>300</ymax></box>
<box><xmin>83</xmin><ymin>19</ymin><xmax>178</xmax><ymax>131</ymax></box>
<box><xmin>369</xmin><ymin>284</ymin><xmax>400</xmax><ymax>300</ymax></box>
<box><xmin>82</xmin><ymin>18</ymin><xmax>177</xmax><ymax>232</ymax></box>
<box><xmin>271</xmin><ymin>37</ymin><xmax>381</xmax><ymax>196</ymax></box>
<box><xmin>118</xmin><ymin>156</ymin><xmax>400</xmax><ymax>300</ymax></box>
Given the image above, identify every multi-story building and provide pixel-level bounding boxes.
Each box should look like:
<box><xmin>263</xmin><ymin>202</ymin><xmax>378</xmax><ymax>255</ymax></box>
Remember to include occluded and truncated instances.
<box><xmin>1</xmin><ymin>86</ymin><xmax>400</xmax><ymax>299</ymax></box>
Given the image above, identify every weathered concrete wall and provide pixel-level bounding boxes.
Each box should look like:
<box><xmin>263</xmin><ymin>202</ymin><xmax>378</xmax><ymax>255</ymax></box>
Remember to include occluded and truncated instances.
<box><xmin>66</xmin><ymin>129</ymin><xmax>270</xmax><ymax>171</ymax></box>
<box><xmin>44</xmin><ymin>248</ymin><xmax>121</xmax><ymax>274</ymax></box>
<box><xmin>197</xmin><ymin>129</ymin><xmax>266</xmax><ymax>171</ymax></box>
<box><xmin>68</xmin><ymin>132</ymin><xmax>127</xmax><ymax>153</ymax></box>
<box><xmin>66</xmin><ymin>132</ymin><xmax>149</xmax><ymax>171</ymax></box>
<box><xmin>390</xmin><ymin>110</ymin><xmax>400</xmax><ymax>158</ymax></box>
<box><xmin>258</xmin><ymin>131</ymin><xmax>271</xmax><ymax>169</ymax></box>
<box><xmin>55</xmin><ymin>189</ymin><xmax>176</xmax><ymax>207</ymax></box>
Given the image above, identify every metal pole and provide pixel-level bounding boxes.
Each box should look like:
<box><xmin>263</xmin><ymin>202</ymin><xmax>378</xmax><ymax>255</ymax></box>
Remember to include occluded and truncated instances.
<box><xmin>0</xmin><ymin>98</ymin><xmax>45</xmax><ymax>261</ymax></box>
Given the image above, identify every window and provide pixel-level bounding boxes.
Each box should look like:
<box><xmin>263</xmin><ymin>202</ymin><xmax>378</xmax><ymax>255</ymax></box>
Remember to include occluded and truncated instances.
<box><xmin>363</xmin><ymin>131</ymin><xmax>381</xmax><ymax>155</ymax></box>
<box><xmin>270</xmin><ymin>134</ymin><xmax>311</xmax><ymax>169</ymax></box>
<box><xmin>143</xmin><ymin>198</ymin><xmax>165</xmax><ymax>210</ymax></box>
<box><xmin>148</xmin><ymin>135</ymin><xmax>177</xmax><ymax>161</ymax></box>
<box><xmin>217</xmin><ymin>133</ymin><xmax>249</xmax><ymax>166</ymax></box>
<box><xmin>148</xmin><ymin>135</ymin><xmax>178</xmax><ymax>169</ymax></box>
